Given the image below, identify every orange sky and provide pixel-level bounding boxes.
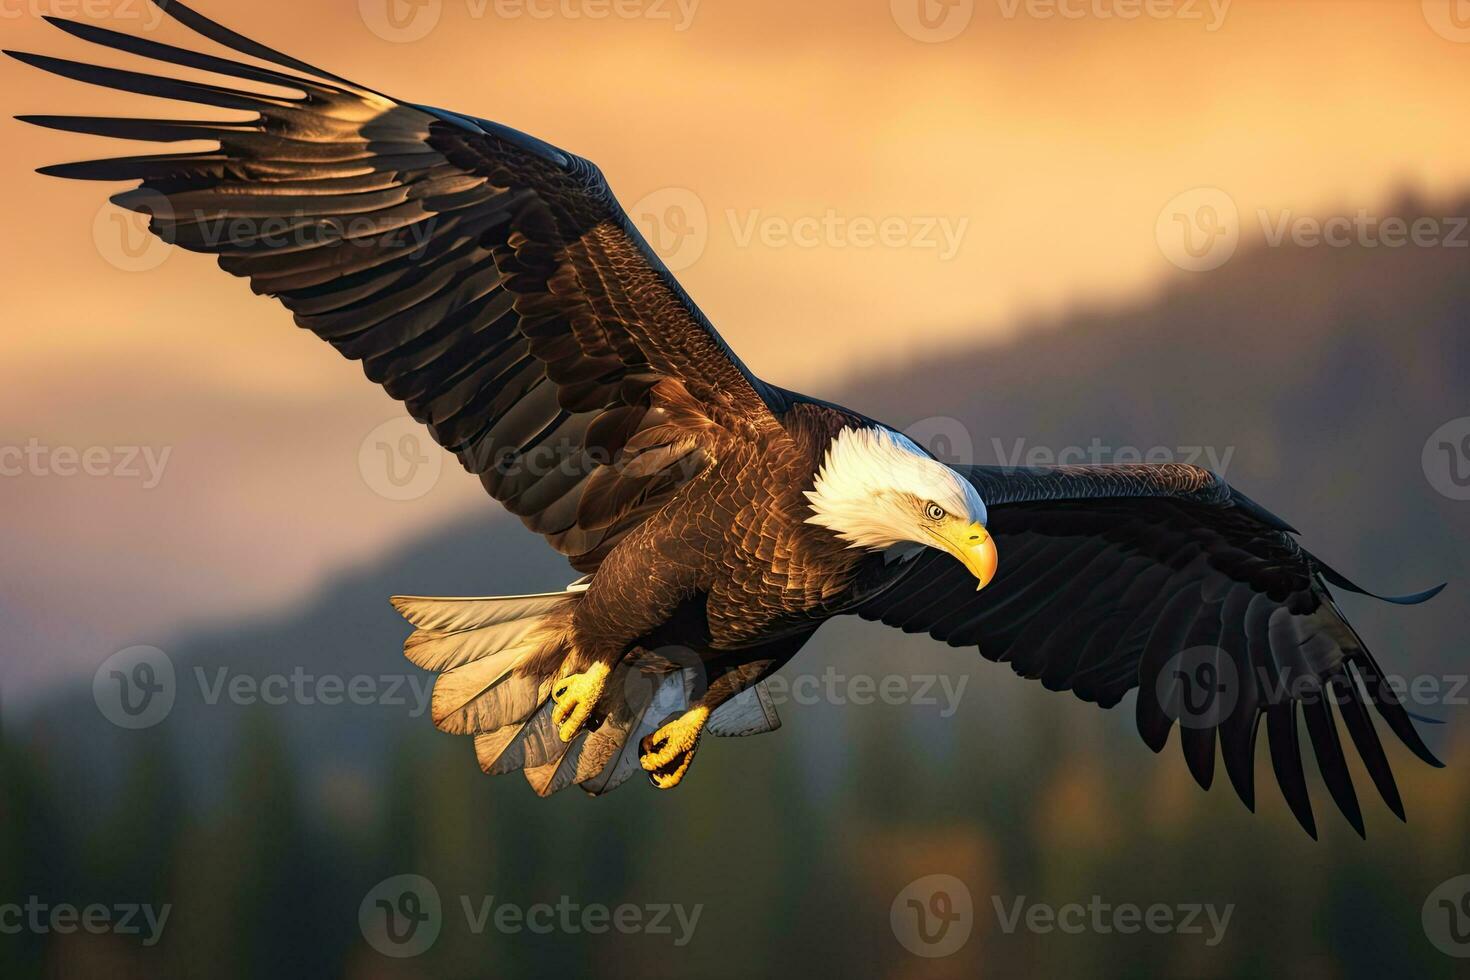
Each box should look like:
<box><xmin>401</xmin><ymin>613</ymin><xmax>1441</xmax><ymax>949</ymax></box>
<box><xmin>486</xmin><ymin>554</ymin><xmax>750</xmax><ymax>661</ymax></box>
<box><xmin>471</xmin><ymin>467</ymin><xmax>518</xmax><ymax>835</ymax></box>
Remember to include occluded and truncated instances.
<box><xmin>4</xmin><ymin>0</ymin><xmax>1470</xmax><ymax>694</ymax></box>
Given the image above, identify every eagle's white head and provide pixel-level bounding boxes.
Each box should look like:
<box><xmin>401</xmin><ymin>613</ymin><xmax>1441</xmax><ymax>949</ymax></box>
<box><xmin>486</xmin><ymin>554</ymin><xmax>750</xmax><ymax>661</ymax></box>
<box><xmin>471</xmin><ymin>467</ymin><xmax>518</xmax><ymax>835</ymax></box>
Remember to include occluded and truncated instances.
<box><xmin>804</xmin><ymin>426</ymin><xmax>998</xmax><ymax>589</ymax></box>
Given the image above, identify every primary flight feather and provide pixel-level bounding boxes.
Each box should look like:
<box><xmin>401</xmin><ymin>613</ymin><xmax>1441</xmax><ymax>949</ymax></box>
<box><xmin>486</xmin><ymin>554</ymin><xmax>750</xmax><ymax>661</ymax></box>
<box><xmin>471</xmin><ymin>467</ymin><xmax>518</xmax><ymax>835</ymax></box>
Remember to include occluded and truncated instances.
<box><xmin>10</xmin><ymin>0</ymin><xmax>1446</xmax><ymax>833</ymax></box>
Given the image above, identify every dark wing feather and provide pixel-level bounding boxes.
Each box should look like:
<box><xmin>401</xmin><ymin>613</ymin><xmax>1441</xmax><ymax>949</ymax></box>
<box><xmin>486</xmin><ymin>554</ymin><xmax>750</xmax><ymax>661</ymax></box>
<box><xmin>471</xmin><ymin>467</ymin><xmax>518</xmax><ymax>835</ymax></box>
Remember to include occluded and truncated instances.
<box><xmin>10</xmin><ymin>3</ymin><xmax>787</xmax><ymax>571</ymax></box>
<box><xmin>859</xmin><ymin>463</ymin><xmax>1445</xmax><ymax>838</ymax></box>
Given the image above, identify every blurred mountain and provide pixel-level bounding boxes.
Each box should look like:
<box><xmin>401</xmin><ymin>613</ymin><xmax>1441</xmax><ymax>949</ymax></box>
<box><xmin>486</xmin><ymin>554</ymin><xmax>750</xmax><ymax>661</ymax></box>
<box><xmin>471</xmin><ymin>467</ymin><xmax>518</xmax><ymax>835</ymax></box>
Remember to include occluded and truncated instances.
<box><xmin>8</xmin><ymin>193</ymin><xmax>1470</xmax><ymax>978</ymax></box>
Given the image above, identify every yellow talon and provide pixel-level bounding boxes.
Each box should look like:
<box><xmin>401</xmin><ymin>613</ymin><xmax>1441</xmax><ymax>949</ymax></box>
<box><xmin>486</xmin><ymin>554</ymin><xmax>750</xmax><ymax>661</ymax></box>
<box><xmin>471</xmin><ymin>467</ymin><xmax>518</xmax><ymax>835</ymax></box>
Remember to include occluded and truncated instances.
<box><xmin>639</xmin><ymin>706</ymin><xmax>710</xmax><ymax>789</ymax></box>
<box><xmin>550</xmin><ymin>661</ymin><xmax>610</xmax><ymax>742</ymax></box>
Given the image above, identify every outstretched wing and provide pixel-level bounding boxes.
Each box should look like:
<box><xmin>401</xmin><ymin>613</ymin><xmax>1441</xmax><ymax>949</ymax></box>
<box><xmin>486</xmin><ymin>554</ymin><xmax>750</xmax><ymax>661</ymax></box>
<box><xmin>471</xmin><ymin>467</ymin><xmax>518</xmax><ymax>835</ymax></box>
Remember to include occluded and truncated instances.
<box><xmin>9</xmin><ymin>1</ymin><xmax>791</xmax><ymax>571</ymax></box>
<box><xmin>859</xmin><ymin>462</ymin><xmax>1446</xmax><ymax>838</ymax></box>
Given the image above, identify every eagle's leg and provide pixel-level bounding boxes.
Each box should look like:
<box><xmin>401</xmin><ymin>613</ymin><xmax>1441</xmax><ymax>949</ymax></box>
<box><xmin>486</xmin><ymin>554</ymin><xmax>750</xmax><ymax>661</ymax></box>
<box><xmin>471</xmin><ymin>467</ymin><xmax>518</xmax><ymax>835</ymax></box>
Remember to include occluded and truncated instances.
<box><xmin>639</xmin><ymin>705</ymin><xmax>710</xmax><ymax>789</ymax></box>
<box><xmin>550</xmin><ymin>660</ymin><xmax>611</xmax><ymax>743</ymax></box>
<box><xmin>638</xmin><ymin>658</ymin><xmax>774</xmax><ymax>789</ymax></box>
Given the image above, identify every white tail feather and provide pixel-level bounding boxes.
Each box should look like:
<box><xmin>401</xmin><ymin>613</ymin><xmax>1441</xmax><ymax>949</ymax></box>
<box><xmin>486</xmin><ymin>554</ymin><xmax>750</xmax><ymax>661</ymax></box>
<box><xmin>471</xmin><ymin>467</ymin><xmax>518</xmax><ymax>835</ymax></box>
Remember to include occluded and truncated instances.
<box><xmin>475</xmin><ymin>723</ymin><xmax>536</xmax><ymax>776</ymax></box>
<box><xmin>395</xmin><ymin>587</ymin><xmax>783</xmax><ymax>796</ymax></box>
<box><xmin>707</xmin><ymin>683</ymin><xmax>782</xmax><ymax>737</ymax></box>
<box><xmin>394</xmin><ymin>587</ymin><xmax>579</xmax><ymax>737</ymax></box>
<box><xmin>390</xmin><ymin>591</ymin><xmax>574</xmax><ymax>633</ymax></box>
<box><xmin>473</xmin><ymin>698</ymin><xmax>566</xmax><ymax>776</ymax></box>
<box><xmin>430</xmin><ymin>651</ymin><xmax>552</xmax><ymax>735</ymax></box>
<box><xmin>404</xmin><ymin>618</ymin><xmax>547</xmax><ymax>673</ymax></box>
<box><xmin>578</xmin><ymin>668</ymin><xmax>692</xmax><ymax>796</ymax></box>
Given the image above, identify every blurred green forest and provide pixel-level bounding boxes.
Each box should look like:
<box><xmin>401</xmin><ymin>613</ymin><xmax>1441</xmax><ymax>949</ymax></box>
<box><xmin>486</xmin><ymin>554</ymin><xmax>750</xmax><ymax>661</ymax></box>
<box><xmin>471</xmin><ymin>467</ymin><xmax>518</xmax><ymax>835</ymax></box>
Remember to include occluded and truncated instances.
<box><xmin>4</xmin><ymin>194</ymin><xmax>1470</xmax><ymax>978</ymax></box>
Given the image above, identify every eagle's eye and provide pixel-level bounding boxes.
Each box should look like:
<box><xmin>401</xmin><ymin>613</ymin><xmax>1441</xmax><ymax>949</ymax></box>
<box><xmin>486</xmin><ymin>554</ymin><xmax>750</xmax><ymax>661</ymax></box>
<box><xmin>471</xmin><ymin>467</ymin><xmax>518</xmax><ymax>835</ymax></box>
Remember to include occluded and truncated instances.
<box><xmin>924</xmin><ymin>501</ymin><xmax>946</xmax><ymax>521</ymax></box>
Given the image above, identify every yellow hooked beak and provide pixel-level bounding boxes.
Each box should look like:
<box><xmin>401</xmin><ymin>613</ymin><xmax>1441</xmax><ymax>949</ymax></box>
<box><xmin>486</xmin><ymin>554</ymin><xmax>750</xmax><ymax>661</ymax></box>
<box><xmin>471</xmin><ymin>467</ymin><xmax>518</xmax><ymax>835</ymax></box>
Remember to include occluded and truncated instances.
<box><xmin>931</xmin><ymin>521</ymin><xmax>999</xmax><ymax>591</ymax></box>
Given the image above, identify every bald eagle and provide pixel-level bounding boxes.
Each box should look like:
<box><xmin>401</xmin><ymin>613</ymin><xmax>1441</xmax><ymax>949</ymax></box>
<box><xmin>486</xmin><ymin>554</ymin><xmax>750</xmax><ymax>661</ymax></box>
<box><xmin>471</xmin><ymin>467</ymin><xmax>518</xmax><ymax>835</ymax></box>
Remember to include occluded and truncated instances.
<box><xmin>12</xmin><ymin>0</ymin><xmax>1445</xmax><ymax>836</ymax></box>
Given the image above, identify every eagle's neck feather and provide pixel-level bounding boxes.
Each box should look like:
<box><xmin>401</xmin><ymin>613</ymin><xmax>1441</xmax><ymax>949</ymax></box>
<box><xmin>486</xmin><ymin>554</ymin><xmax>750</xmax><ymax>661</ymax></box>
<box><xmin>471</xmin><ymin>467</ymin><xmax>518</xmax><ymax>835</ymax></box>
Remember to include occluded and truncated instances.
<box><xmin>803</xmin><ymin>426</ymin><xmax>939</xmax><ymax>551</ymax></box>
